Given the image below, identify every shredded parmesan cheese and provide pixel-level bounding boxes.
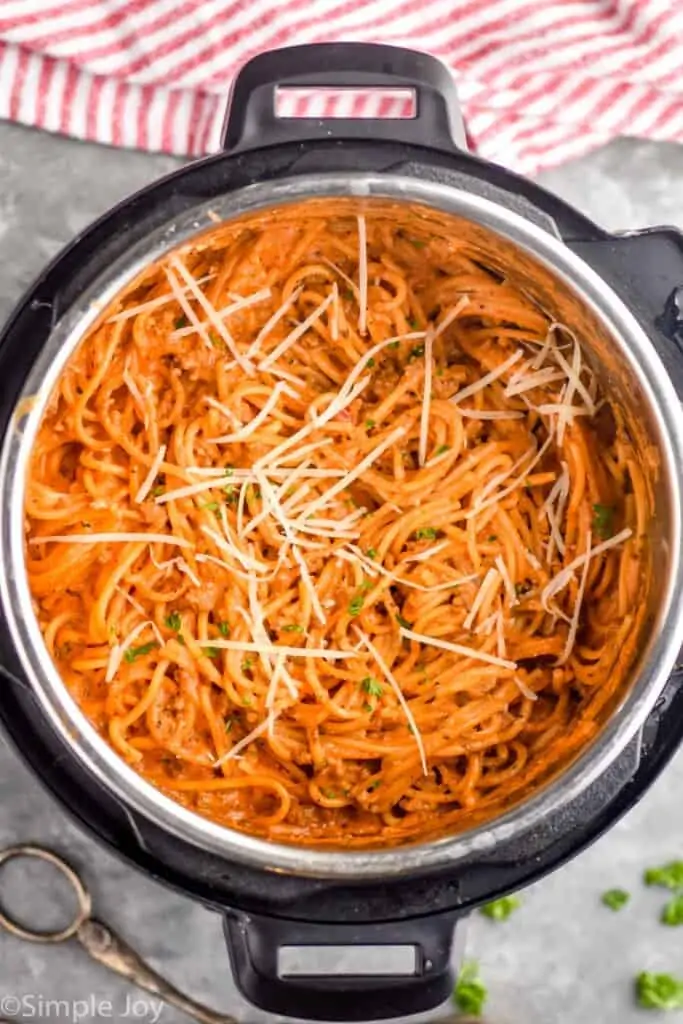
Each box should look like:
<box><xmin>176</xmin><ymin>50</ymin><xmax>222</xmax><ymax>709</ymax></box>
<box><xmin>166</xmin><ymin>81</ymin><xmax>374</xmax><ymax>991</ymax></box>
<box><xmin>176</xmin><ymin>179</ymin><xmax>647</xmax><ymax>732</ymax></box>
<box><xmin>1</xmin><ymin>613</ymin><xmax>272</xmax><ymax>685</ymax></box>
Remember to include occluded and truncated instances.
<box><xmin>541</xmin><ymin>527</ymin><xmax>632</xmax><ymax>612</ymax></box>
<box><xmin>399</xmin><ymin>626</ymin><xmax>517</xmax><ymax>671</ymax></box>
<box><xmin>171</xmin><ymin>287</ymin><xmax>271</xmax><ymax>339</ymax></box>
<box><xmin>355</xmin><ymin>628</ymin><xmax>428</xmax><ymax>776</ymax></box>
<box><xmin>259</xmin><ymin>292</ymin><xmax>334</xmax><ymax>370</ymax></box>
<box><xmin>195</xmin><ymin>639</ymin><xmax>355</xmax><ymax>659</ymax></box>
<box><xmin>451</xmin><ymin>349</ymin><xmax>524</xmax><ymax>406</ymax></box>
<box><xmin>134</xmin><ymin>445</ymin><xmax>167</xmax><ymax>504</ymax></box>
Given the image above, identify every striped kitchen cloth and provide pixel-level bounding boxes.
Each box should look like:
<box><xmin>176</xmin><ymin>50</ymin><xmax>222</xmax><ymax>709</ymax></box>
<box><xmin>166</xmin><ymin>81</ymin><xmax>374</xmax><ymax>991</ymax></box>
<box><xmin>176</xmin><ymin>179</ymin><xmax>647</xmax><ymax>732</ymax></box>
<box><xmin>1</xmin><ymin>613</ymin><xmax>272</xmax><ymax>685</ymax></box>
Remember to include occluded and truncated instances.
<box><xmin>1</xmin><ymin>0</ymin><xmax>682</xmax><ymax>175</ymax></box>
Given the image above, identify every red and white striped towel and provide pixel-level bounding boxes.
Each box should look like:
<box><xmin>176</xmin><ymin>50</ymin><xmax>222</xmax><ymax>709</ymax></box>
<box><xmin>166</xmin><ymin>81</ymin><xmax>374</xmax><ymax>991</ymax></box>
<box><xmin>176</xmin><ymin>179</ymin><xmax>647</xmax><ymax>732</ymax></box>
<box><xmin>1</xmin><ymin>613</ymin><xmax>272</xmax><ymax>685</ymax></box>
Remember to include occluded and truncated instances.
<box><xmin>1</xmin><ymin>0</ymin><xmax>682</xmax><ymax>175</ymax></box>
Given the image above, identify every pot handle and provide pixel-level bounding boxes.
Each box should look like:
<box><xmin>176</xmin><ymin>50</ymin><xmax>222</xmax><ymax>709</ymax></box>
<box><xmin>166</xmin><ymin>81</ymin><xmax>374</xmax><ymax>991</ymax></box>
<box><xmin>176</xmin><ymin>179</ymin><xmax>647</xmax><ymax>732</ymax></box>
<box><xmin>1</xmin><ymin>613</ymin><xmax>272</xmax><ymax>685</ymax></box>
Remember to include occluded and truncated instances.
<box><xmin>221</xmin><ymin>42</ymin><xmax>466</xmax><ymax>155</ymax></box>
<box><xmin>223</xmin><ymin>908</ymin><xmax>460</xmax><ymax>1021</ymax></box>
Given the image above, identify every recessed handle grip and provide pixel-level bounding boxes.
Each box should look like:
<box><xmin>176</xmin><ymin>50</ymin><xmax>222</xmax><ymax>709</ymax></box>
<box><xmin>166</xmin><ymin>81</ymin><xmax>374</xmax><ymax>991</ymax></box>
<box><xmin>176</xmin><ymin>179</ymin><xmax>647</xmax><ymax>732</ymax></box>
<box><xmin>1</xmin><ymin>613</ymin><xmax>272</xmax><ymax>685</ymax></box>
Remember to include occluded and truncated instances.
<box><xmin>224</xmin><ymin>908</ymin><xmax>460</xmax><ymax>1021</ymax></box>
<box><xmin>222</xmin><ymin>43</ymin><xmax>466</xmax><ymax>155</ymax></box>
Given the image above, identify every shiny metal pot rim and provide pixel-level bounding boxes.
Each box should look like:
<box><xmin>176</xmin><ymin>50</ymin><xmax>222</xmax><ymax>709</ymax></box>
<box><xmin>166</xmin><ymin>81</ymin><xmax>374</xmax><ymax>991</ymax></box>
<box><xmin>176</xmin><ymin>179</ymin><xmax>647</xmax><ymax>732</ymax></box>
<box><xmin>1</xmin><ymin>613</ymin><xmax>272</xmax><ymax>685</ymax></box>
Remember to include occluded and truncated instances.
<box><xmin>2</xmin><ymin>173</ymin><xmax>683</xmax><ymax>880</ymax></box>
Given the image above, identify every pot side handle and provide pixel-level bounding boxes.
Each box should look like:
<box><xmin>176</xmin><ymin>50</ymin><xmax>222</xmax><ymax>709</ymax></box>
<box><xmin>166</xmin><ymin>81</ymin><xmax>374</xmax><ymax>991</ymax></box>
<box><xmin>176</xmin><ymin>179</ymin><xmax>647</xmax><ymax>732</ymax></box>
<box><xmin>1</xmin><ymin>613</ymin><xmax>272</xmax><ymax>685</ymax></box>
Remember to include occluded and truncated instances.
<box><xmin>221</xmin><ymin>43</ymin><xmax>466</xmax><ymax>155</ymax></box>
<box><xmin>223</xmin><ymin>908</ymin><xmax>460</xmax><ymax>1021</ymax></box>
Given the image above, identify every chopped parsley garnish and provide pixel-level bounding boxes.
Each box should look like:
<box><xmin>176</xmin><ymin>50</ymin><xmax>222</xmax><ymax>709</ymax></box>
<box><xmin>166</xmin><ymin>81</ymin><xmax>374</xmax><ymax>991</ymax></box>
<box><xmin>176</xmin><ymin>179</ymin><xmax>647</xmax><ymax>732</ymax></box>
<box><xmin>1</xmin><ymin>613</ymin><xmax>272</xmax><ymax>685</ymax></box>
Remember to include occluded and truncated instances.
<box><xmin>408</xmin><ymin>344</ymin><xmax>425</xmax><ymax>360</ymax></box>
<box><xmin>408</xmin><ymin>316</ymin><xmax>420</xmax><ymax>329</ymax></box>
<box><xmin>243</xmin><ymin>694</ymin><xmax>252</xmax><ymax>705</ymax></box>
<box><xmin>224</xmin><ymin>467</ymin><xmax>234</xmax><ymax>477</ymax></box>
<box><xmin>174</xmin><ymin>315</ymin><xmax>188</xmax><ymax>329</ymax></box>
<box><xmin>343</xmin><ymin>288</ymin><xmax>354</xmax><ymax>300</ymax></box>
<box><xmin>359</xmin><ymin>579</ymin><xmax>373</xmax><ymax>593</ymax></box>
<box><xmin>363</xmin><ymin>703</ymin><xmax>373</xmax><ymax>713</ymax></box>
<box><xmin>644</xmin><ymin>861</ymin><xmax>683</xmax><ymax>890</ymax></box>
<box><xmin>348</xmin><ymin>594</ymin><xmax>365</xmax><ymax>617</ymax></box>
<box><xmin>177</xmin><ymin>633</ymin><xmax>186</xmax><ymax>646</ymax></box>
<box><xmin>388</xmin><ymin>340</ymin><xmax>400</xmax><ymax>350</ymax></box>
<box><xmin>150</xmin><ymin>484</ymin><xmax>165</xmax><ymax>497</ymax></box>
<box><xmin>365</xmin><ymin>419</ymin><xmax>376</xmax><ymax>430</ymax></box>
<box><xmin>282</xmin><ymin>623</ymin><xmax>304</xmax><ymax>633</ymax></box>
<box><xmin>592</xmin><ymin>503</ymin><xmax>615</xmax><ymax>539</ymax></box>
<box><xmin>200</xmin><ymin>500</ymin><xmax>220</xmax><ymax>511</ymax></box>
<box><xmin>164</xmin><ymin>611</ymin><xmax>181</xmax><ymax>632</ymax></box>
<box><xmin>81</xmin><ymin>520</ymin><xmax>92</xmax><ymax>529</ymax></box>
<box><xmin>361</xmin><ymin>677</ymin><xmax>383</xmax><ymax>698</ymax></box>
<box><xmin>366</xmin><ymin>547</ymin><xmax>378</xmax><ymax>559</ymax></box>
<box><xmin>368</xmin><ymin>780</ymin><xmax>382</xmax><ymax>792</ymax></box>
<box><xmin>209</xmin><ymin>332</ymin><xmax>225</xmax><ymax>349</ymax></box>
<box><xmin>488</xmin><ymin>534</ymin><xmax>498</xmax><ymax>542</ymax></box>
<box><xmin>321</xmin><ymin>788</ymin><xmax>337</xmax><ymax>799</ymax></box>
<box><xmin>453</xmin><ymin>961</ymin><xmax>487</xmax><ymax>1017</ymax></box>
<box><xmin>414</xmin><ymin>527</ymin><xmax>438</xmax><ymax>541</ymax></box>
<box><xmin>367</xmin><ymin>358</ymin><xmax>375</xmax><ymax>368</ymax></box>
<box><xmin>662</xmin><ymin>893</ymin><xmax>683</xmax><ymax>926</ymax></box>
<box><xmin>435</xmin><ymin>444</ymin><xmax>450</xmax><ymax>455</ymax></box>
<box><xmin>602</xmin><ymin>889</ymin><xmax>630</xmax><ymax>912</ymax></box>
<box><xmin>241</xmin><ymin>657</ymin><xmax>254</xmax><ymax>672</ymax></box>
<box><xmin>224</xmin><ymin>485</ymin><xmax>238</xmax><ymax>505</ymax></box>
<box><xmin>636</xmin><ymin>972</ymin><xmax>683</xmax><ymax>1010</ymax></box>
<box><xmin>123</xmin><ymin>642</ymin><xmax>157</xmax><ymax>663</ymax></box>
<box><xmin>217</xmin><ymin>621</ymin><xmax>230</xmax><ymax>636</ymax></box>
<box><xmin>480</xmin><ymin>895</ymin><xmax>521</xmax><ymax>921</ymax></box>
<box><xmin>204</xmin><ymin>646</ymin><xmax>220</xmax><ymax>659</ymax></box>
<box><xmin>410</xmin><ymin>238</ymin><xmax>427</xmax><ymax>249</ymax></box>
<box><xmin>396</xmin><ymin>614</ymin><xmax>413</xmax><ymax>630</ymax></box>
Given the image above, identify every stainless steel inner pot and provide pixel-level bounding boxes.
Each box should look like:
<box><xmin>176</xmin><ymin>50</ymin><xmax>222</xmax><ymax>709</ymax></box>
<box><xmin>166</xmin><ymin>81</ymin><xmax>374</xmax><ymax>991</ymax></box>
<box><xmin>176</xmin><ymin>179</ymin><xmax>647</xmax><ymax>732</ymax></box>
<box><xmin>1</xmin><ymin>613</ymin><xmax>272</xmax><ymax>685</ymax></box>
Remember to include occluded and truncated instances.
<box><xmin>3</xmin><ymin>174</ymin><xmax>683</xmax><ymax>880</ymax></box>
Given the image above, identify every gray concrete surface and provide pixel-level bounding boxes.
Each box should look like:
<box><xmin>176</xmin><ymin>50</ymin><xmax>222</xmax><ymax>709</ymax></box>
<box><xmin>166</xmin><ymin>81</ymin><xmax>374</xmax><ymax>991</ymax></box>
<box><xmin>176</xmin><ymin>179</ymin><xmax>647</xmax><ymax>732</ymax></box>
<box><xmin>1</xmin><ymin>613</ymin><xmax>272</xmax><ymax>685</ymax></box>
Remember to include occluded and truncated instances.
<box><xmin>1</xmin><ymin>121</ymin><xmax>682</xmax><ymax>1023</ymax></box>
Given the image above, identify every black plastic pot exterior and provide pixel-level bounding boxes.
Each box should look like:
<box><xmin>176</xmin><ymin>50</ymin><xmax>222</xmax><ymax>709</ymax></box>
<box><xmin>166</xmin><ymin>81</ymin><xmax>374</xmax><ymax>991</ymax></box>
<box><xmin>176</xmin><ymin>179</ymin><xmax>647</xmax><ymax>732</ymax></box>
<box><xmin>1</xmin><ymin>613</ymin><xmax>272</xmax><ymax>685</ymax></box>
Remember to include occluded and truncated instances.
<box><xmin>1</xmin><ymin>43</ymin><xmax>683</xmax><ymax>1021</ymax></box>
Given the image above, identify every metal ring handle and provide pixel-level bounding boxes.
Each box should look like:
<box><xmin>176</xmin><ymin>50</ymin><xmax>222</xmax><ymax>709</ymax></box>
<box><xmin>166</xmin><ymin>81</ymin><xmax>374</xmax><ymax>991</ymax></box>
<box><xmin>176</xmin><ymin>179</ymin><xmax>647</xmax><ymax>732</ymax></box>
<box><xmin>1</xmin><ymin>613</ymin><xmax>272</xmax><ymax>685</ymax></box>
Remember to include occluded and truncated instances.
<box><xmin>0</xmin><ymin>844</ymin><xmax>92</xmax><ymax>943</ymax></box>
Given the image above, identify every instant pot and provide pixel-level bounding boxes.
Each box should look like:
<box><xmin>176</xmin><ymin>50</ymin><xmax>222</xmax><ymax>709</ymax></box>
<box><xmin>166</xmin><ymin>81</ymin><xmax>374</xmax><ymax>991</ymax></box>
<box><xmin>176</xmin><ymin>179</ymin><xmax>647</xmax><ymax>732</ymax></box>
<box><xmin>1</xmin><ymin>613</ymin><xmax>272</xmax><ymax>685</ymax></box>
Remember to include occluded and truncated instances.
<box><xmin>2</xmin><ymin>43</ymin><xmax>683</xmax><ymax>1022</ymax></box>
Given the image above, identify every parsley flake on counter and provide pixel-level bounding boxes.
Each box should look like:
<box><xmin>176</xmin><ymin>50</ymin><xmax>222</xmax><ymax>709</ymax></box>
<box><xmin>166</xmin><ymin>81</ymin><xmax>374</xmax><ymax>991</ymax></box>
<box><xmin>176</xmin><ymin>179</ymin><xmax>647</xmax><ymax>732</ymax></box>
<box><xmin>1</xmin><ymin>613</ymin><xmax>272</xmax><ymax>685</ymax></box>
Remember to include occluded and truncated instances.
<box><xmin>602</xmin><ymin>889</ymin><xmax>630</xmax><ymax>912</ymax></box>
<box><xmin>453</xmin><ymin>961</ymin><xmax>487</xmax><ymax>1017</ymax></box>
<box><xmin>480</xmin><ymin>895</ymin><xmax>521</xmax><ymax>921</ymax></box>
<box><xmin>636</xmin><ymin>972</ymin><xmax>683</xmax><ymax>1010</ymax></box>
<box><xmin>644</xmin><ymin>861</ymin><xmax>683</xmax><ymax>890</ymax></box>
<box><xmin>661</xmin><ymin>893</ymin><xmax>683</xmax><ymax>927</ymax></box>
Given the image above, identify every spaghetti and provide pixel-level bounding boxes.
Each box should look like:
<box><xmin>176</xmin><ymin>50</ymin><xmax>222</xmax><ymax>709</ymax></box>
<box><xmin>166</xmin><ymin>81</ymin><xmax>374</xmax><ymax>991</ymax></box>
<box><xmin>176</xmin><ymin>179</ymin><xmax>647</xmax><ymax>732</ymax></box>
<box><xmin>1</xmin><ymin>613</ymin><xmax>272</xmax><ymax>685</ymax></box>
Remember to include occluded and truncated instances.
<box><xmin>24</xmin><ymin>199</ymin><xmax>650</xmax><ymax>847</ymax></box>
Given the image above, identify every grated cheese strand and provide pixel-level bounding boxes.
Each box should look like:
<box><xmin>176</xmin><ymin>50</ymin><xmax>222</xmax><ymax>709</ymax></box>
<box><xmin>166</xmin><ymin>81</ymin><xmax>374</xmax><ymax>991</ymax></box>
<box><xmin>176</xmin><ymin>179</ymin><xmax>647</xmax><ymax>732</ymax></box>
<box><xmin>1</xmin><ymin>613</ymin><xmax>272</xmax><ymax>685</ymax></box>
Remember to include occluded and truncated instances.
<box><xmin>106</xmin><ymin>619</ymin><xmax>161</xmax><ymax>683</ymax></box>
<box><xmin>169</xmin><ymin>255</ymin><xmax>253</xmax><ymax>374</ymax></box>
<box><xmin>355</xmin><ymin>628</ymin><xmax>428</xmax><ymax>776</ymax></box>
<box><xmin>451</xmin><ymin>349</ymin><xmax>524</xmax><ymax>406</ymax></box>
<box><xmin>433</xmin><ymin>295</ymin><xmax>470</xmax><ymax>339</ymax></box>
<box><xmin>195</xmin><ymin>639</ymin><xmax>355</xmax><ymax>659</ymax></box>
<box><xmin>557</xmin><ymin>531</ymin><xmax>593</xmax><ymax>666</ymax></box>
<box><xmin>294</xmin><ymin>426</ymin><xmax>406</xmax><ymax>522</ymax></box>
<box><xmin>214</xmin><ymin>714</ymin><xmax>275</xmax><ymax>767</ymax></box>
<box><xmin>541</xmin><ymin>527</ymin><xmax>632</xmax><ymax>612</ymax></box>
<box><xmin>399</xmin><ymin>626</ymin><xmax>518</xmax><ymax>671</ymax></box>
<box><xmin>495</xmin><ymin>555</ymin><xmax>518</xmax><ymax>607</ymax></box>
<box><xmin>259</xmin><ymin>292</ymin><xmax>334</xmax><ymax>370</ymax></box>
<box><xmin>463</xmin><ymin>567</ymin><xmax>500</xmax><ymax>630</ymax></box>
<box><xmin>171</xmin><ymin>287</ymin><xmax>271</xmax><ymax>339</ymax></box>
<box><xmin>134</xmin><ymin>445</ymin><xmax>167</xmax><ymax>504</ymax></box>
<box><xmin>106</xmin><ymin>273</ymin><xmax>215</xmax><ymax>323</ymax></box>
<box><xmin>209</xmin><ymin>383</ymin><xmax>286</xmax><ymax>443</ymax></box>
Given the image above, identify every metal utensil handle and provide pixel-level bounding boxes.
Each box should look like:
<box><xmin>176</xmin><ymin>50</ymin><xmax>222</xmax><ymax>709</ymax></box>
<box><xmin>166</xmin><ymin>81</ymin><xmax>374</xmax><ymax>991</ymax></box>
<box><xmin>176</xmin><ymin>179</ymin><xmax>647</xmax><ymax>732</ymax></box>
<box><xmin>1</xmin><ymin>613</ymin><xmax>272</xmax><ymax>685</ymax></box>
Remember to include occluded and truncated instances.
<box><xmin>224</xmin><ymin>908</ymin><xmax>460</xmax><ymax>1021</ymax></box>
<box><xmin>78</xmin><ymin>918</ymin><xmax>234</xmax><ymax>1024</ymax></box>
<box><xmin>222</xmin><ymin>42</ymin><xmax>466</xmax><ymax>154</ymax></box>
